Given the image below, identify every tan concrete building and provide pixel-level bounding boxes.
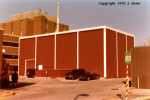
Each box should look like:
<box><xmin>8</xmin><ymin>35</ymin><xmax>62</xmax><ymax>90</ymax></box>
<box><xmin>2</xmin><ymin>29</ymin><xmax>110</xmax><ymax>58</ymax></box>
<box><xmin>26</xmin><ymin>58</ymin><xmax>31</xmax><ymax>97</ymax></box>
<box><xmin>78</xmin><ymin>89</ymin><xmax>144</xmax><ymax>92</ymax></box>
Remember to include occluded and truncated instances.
<box><xmin>0</xmin><ymin>9</ymin><xmax>69</xmax><ymax>36</ymax></box>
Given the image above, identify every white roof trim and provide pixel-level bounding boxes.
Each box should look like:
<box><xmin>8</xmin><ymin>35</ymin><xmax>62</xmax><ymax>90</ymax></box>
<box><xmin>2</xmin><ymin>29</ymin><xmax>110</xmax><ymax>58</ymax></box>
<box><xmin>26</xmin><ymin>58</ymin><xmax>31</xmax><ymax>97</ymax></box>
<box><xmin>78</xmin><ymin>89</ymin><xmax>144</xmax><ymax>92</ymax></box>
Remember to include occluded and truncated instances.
<box><xmin>105</xmin><ymin>26</ymin><xmax>135</xmax><ymax>37</ymax></box>
<box><xmin>20</xmin><ymin>26</ymin><xmax>135</xmax><ymax>40</ymax></box>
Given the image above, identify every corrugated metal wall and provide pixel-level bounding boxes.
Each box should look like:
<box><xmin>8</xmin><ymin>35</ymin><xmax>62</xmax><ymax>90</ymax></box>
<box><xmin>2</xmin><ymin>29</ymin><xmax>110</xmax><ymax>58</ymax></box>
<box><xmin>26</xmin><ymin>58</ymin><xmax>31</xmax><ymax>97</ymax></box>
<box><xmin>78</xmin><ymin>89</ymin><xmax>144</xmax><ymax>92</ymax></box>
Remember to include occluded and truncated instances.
<box><xmin>79</xmin><ymin>29</ymin><xmax>103</xmax><ymax>75</ymax></box>
<box><xmin>56</xmin><ymin>32</ymin><xmax>77</xmax><ymax>70</ymax></box>
<box><xmin>106</xmin><ymin>29</ymin><xmax>117</xmax><ymax>78</ymax></box>
<box><xmin>19</xmin><ymin>38</ymin><xmax>35</xmax><ymax>75</ymax></box>
<box><xmin>132</xmin><ymin>47</ymin><xmax>150</xmax><ymax>89</ymax></box>
<box><xmin>118</xmin><ymin>33</ymin><xmax>126</xmax><ymax>78</ymax></box>
<box><xmin>19</xmin><ymin>27</ymin><xmax>134</xmax><ymax>78</ymax></box>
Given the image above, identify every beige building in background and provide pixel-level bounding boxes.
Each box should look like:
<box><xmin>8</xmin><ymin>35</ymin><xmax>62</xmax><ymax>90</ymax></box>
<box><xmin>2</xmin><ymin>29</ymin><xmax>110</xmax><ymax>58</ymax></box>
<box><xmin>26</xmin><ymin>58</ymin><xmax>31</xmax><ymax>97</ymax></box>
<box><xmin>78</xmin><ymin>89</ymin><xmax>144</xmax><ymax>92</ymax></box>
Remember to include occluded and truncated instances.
<box><xmin>0</xmin><ymin>9</ymin><xmax>69</xmax><ymax>36</ymax></box>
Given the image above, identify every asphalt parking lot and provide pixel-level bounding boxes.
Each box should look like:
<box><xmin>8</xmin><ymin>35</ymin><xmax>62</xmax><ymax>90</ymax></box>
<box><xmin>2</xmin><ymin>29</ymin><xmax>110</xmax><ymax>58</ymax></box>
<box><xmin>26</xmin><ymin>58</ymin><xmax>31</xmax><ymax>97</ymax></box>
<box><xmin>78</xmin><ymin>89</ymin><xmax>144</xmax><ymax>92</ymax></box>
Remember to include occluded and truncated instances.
<box><xmin>1</xmin><ymin>77</ymin><xmax>150</xmax><ymax>100</ymax></box>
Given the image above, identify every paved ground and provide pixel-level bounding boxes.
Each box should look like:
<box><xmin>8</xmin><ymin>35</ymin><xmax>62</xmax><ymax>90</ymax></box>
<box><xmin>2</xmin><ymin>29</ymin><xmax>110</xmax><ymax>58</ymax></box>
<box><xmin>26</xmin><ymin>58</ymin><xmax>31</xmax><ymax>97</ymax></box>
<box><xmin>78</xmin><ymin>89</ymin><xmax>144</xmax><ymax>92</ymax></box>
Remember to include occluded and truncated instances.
<box><xmin>0</xmin><ymin>77</ymin><xmax>150</xmax><ymax>100</ymax></box>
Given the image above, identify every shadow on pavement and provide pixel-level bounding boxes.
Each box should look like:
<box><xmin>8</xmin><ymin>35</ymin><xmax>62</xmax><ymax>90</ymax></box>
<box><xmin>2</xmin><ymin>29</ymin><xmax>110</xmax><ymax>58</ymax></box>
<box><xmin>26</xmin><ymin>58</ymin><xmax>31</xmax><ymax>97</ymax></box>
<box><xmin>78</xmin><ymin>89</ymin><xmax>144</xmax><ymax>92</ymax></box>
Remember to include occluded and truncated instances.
<box><xmin>15</xmin><ymin>82</ymin><xmax>35</xmax><ymax>88</ymax></box>
<box><xmin>1</xmin><ymin>82</ymin><xmax>35</xmax><ymax>90</ymax></box>
<box><xmin>73</xmin><ymin>93</ymin><xmax>90</xmax><ymax>100</ymax></box>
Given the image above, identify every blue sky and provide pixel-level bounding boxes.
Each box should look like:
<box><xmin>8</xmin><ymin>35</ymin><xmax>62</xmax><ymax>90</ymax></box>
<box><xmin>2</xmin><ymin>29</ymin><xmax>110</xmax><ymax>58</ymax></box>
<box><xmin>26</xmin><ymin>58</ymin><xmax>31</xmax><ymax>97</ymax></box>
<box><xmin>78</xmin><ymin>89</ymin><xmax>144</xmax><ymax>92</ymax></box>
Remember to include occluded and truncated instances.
<box><xmin>0</xmin><ymin>0</ymin><xmax>150</xmax><ymax>46</ymax></box>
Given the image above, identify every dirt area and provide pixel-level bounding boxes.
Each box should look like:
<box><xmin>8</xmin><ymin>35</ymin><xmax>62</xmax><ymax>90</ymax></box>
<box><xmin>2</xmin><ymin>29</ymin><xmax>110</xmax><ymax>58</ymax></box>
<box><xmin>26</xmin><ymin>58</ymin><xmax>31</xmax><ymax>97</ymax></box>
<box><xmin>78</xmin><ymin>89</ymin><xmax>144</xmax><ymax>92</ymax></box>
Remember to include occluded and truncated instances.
<box><xmin>0</xmin><ymin>77</ymin><xmax>150</xmax><ymax>100</ymax></box>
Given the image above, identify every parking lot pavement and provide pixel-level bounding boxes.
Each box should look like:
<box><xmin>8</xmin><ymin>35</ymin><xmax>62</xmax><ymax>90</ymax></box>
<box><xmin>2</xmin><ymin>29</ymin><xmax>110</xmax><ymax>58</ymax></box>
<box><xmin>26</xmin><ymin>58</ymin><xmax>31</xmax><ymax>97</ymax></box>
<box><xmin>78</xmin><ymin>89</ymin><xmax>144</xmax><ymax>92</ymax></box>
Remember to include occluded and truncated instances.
<box><xmin>0</xmin><ymin>77</ymin><xmax>150</xmax><ymax>100</ymax></box>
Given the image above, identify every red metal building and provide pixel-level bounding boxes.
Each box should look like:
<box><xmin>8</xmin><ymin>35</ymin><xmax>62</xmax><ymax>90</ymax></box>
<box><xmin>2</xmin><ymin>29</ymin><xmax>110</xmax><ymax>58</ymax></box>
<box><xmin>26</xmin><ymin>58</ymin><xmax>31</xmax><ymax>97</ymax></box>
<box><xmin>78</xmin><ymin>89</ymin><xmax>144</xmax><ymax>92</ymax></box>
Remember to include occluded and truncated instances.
<box><xmin>19</xmin><ymin>26</ymin><xmax>134</xmax><ymax>78</ymax></box>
